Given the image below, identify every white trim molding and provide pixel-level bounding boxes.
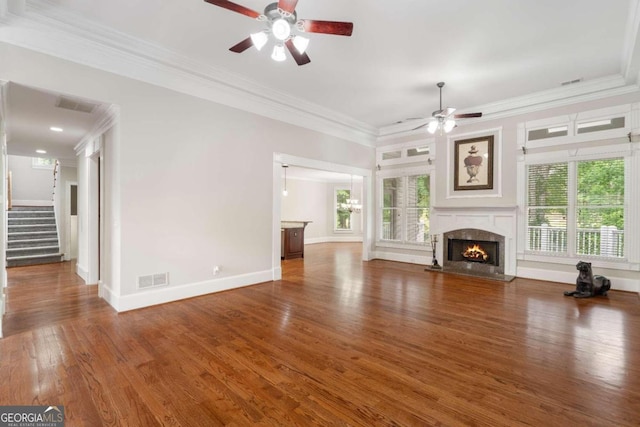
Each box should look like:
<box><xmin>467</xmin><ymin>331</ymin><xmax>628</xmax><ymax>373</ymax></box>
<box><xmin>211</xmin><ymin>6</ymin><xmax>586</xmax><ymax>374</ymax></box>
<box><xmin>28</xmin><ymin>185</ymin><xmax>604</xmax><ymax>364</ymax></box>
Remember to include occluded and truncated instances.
<box><xmin>101</xmin><ymin>269</ymin><xmax>274</xmax><ymax>312</ymax></box>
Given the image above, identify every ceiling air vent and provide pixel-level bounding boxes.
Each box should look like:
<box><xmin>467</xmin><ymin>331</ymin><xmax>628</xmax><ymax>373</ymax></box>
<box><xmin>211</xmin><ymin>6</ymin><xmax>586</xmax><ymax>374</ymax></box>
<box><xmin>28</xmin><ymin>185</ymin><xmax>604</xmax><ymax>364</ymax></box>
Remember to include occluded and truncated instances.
<box><xmin>56</xmin><ymin>96</ymin><xmax>98</xmax><ymax>114</ymax></box>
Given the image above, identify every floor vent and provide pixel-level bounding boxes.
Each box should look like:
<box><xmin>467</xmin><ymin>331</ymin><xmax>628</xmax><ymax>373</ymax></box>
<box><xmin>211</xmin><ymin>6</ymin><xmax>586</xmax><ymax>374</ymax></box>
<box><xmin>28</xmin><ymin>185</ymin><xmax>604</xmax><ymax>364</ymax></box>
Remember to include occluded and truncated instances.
<box><xmin>137</xmin><ymin>272</ymin><xmax>169</xmax><ymax>289</ymax></box>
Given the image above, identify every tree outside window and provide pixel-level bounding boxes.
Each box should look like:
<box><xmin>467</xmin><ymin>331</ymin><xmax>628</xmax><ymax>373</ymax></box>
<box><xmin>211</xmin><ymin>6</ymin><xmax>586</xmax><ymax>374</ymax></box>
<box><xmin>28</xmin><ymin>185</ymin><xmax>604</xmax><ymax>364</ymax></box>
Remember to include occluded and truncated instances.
<box><xmin>336</xmin><ymin>189</ymin><xmax>351</xmax><ymax>230</ymax></box>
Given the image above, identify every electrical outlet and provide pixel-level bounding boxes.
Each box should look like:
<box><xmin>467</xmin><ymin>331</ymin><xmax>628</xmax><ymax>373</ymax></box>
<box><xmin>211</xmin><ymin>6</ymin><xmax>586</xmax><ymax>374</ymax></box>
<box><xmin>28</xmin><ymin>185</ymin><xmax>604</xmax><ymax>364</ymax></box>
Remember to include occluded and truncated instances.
<box><xmin>213</xmin><ymin>265</ymin><xmax>220</xmax><ymax>275</ymax></box>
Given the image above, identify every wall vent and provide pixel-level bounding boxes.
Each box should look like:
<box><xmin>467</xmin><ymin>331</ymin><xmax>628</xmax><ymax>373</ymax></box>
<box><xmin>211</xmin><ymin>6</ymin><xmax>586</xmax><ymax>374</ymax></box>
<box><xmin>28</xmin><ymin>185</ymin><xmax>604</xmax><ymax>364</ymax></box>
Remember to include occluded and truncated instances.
<box><xmin>56</xmin><ymin>96</ymin><xmax>97</xmax><ymax>114</ymax></box>
<box><xmin>560</xmin><ymin>78</ymin><xmax>583</xmax><ymax>86</ymax></box>
<box><xmin>137</xmin><ymin>272</ymin><xmax>169</xmax><ymax>289</ymax></box>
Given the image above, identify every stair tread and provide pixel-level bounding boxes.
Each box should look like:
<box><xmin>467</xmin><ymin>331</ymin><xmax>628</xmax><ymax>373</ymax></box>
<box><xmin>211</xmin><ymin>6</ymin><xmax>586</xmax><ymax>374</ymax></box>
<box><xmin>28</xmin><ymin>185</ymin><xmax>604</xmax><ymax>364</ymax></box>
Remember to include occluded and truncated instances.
<box><xmin>7</xmin><ymin>245</ymin><xmax>61</xmax><ymax>252</ymax></box>
<box><xmin>9</xmin><ymin>238</ymin><xmax>59</xmax><ymax>244</ymax></box>
<box><xmin>7</xmin><ymin>253</ymin><xmax>64</xmax><ymax>261</ymax></box>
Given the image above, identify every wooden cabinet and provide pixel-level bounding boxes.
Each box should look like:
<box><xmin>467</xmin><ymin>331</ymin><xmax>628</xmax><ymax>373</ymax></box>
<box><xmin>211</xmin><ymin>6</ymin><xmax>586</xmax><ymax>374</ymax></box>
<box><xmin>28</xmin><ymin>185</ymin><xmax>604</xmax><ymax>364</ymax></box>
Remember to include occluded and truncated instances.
<box><xmin>281</xmin><ymin>221</ymin><xmax>311</xmax><ymax>260</ymax></box>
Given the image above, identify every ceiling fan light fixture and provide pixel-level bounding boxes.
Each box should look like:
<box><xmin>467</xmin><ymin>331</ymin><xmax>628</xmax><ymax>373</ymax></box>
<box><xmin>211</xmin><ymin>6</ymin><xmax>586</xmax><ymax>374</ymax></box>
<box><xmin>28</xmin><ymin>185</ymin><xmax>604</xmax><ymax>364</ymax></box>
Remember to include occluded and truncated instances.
<box><xmin>272</xmin><ymin>18</ymin><xmax>291</xmax><ymax>41</ymax></box>
<box><xmin>427</xmin><ymin>120</ymin><xmax>439</xmax><ymax>134</ymax></box>
<box><xmin>444</xmin><ymin>119</ymin><xmax>456</xmax><ymax>133</ymax></box>
<box><xmin>271</xmin><ymin>44</ymin><xmax>287</xmax><ymax>61</ymax></box>
<box><xmin>250</xmin><ymin>31</ymin><xmax>269</xmax><ymax>51</ymax></box>
<box><xmin>292</xmin><ymin>35</ymin><xmax>309</xmax><ymax>54</ymax></box>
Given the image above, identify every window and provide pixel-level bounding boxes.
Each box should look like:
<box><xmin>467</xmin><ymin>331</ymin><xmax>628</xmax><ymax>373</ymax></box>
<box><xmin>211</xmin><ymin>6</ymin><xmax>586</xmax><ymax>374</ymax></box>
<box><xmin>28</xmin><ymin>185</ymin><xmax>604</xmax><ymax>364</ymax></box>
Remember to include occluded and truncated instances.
<box><xmin>576</xmin><ymin>159</ymin><xmax>624</xmax><ymax>257</ymax></box>
<box><xmin>381</xmin><ymin>174</ymin><xmax>430</xmax><ymax>244</ymax></box>
<box><xmin>526</xmin><ymin>158</ymin><xmax>625</xmax><ymax>259</ymax></box>
<box><xmin>32</xmin><ymin>157</ymin><xmax>56</xmax><ymax>169</ymax></box>
<box><xmin>335</xmin><ymin>189</ymin><xmax>352</xmax><ymax>231</ymax></box>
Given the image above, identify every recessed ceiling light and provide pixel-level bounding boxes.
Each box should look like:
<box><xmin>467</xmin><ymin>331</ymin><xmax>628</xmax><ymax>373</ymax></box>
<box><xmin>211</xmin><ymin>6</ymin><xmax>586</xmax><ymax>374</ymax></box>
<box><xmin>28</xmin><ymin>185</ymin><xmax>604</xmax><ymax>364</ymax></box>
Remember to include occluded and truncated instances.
<box><xmin>36</xmin><ymin>149</ymin><xmax>47</xmax><ymax>154</ymax></box>
<box><xmin>50</xmin><ymin>126</ymin><xmax>63</xmax><ymax>132</ymax></box>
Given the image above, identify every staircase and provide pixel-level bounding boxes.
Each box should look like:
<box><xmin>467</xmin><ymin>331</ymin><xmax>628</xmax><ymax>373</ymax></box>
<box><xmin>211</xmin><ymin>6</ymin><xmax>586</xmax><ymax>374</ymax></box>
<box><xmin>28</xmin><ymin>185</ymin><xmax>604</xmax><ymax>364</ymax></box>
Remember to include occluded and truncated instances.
<box><xmin>7</xmin><ymin>206</ymin><xmax>64</xmax><ymax>267</ymax></box>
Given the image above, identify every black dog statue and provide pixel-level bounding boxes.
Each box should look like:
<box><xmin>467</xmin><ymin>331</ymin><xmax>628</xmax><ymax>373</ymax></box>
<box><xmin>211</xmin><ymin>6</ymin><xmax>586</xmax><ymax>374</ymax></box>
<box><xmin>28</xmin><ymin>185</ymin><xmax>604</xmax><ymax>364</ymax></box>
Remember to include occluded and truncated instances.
<box><xmin>564</xmin><ymin>261</ymin><xmax>611</xmax><ymax>298</ymax></box>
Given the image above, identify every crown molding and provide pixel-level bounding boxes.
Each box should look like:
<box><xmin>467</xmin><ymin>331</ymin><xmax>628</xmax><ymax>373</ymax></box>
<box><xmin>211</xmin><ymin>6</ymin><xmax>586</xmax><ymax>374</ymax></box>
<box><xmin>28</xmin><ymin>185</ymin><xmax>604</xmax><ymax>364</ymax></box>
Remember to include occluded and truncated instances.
<box><xmin>0</xmin><ymin>0</ymin><xmax>378</xmax><ymax>147</ymax></box>
<box><xmin>75</xmin><ymin>104</ymin><xmax>120</xmax><ymax>157</ymax></box>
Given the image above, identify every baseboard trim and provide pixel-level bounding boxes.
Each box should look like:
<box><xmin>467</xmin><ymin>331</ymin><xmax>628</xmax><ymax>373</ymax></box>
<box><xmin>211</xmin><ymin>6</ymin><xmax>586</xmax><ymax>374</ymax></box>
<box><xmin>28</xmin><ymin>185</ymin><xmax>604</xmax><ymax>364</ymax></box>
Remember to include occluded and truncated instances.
<box><xmin>516</xmin><ymin>266</ymin><xmax>639</xmax><ymax>293</ymax></box>
<box><xmin>371</xmin><ymin>251</ymin><xmax>430</xmax><ymax>266</ymax></box>
<box><xmin>76</xmin><ymin>263</ymin><xmax>88</xmax><ymax>283</ymax></box>
<box><xmin>306</xmin><ymin>236</ymin><xmax>364</xmax><ymax>244</ymax></box>
<box><xmin>105</xmin><ymin>269</ymin><xmax>274</xmax><ymax>312</ymax></box>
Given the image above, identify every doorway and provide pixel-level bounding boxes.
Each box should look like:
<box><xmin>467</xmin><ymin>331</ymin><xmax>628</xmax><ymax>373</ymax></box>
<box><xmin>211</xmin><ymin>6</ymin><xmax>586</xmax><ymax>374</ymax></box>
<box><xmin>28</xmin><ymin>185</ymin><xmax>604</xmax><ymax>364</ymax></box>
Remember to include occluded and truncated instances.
<box><xmin>272</xmin><ymin>153</ymin><xmax>373</xmax><ymax>281</ymax></box>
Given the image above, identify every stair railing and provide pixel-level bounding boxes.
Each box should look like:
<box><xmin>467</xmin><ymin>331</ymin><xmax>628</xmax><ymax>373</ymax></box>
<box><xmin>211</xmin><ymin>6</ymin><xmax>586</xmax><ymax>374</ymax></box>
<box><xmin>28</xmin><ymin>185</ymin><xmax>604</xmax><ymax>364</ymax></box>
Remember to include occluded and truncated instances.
<box><xmin>51</xmin><ymin>160</ymin><xmax>59</xmax><ymax>202</ymax></box>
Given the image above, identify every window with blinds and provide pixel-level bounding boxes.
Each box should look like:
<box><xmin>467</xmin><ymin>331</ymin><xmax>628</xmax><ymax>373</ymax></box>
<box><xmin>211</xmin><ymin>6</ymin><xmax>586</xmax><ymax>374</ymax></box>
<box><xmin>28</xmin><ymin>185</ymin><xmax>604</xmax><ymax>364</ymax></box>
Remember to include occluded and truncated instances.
<box><xmin>576</xmin><ymin>158</ymin><xmax>624</xmax><ymax>258</ymax></box>
<box><xmin>526</xmin><ymin>163</ymin><xmax>568</xmax><ymax>253</ymax></box>
<box><xmin>382</xmin><ymin>177</ymin><xmax>402</xmax><ymax>241</ymax></box>
<box><xmin>406</xmin><ymin>175</ymin><xmax>430</xmax><ymax>244</ymax></box>
<box><xmin>380</xmin><ymin>175</ymin><xmax>430</xmax><ymax>244</ymax></box>
<box><xmin>526</xmin><ymin>158</ymin><xmax>625</xmax><ymax>259</ymax></box>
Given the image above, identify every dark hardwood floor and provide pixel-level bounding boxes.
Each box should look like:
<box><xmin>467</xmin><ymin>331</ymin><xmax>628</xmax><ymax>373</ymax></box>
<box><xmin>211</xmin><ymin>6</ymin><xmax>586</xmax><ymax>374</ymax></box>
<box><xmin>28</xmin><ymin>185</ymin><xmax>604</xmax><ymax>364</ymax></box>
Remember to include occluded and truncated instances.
<box><xmin>1</xmin><ymin>244</ymin><xmax>639</xmax><ymax>426</ymax></box>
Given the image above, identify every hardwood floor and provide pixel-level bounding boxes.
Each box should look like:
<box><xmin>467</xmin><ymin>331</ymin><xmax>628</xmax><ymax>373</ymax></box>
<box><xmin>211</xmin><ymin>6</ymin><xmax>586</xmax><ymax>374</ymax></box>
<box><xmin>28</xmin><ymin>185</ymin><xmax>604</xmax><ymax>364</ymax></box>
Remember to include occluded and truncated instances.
<box><xmin>1</xmin><ymin>244</ymin><xmax>639</xmax><ymax>426</ymax></box>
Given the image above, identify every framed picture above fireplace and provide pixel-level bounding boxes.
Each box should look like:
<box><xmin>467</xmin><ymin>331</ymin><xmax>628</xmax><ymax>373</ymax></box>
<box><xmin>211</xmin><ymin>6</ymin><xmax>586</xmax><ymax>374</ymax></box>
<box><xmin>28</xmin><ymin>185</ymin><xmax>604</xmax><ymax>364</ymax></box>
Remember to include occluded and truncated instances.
<box><xmin>454</xmin><ymin>135</ymin><xmax>494</xmax><ymax>191</ymax></box>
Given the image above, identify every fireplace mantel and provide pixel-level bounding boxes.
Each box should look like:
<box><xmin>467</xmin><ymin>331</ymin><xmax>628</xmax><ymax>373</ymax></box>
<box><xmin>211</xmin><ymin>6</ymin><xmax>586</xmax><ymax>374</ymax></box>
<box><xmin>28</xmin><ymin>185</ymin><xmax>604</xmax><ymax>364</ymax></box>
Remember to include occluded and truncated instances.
<box><xmin>431</xmin><ymin>206</ymin><xmax>518</xmax><ymax>276</ymax></box>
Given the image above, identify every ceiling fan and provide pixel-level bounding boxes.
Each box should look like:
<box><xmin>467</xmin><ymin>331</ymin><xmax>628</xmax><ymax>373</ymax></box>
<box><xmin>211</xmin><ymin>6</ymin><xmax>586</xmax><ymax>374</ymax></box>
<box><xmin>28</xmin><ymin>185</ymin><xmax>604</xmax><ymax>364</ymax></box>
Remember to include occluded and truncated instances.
<box><xmin>204</xmin><ymin>0</ymin><xmax>354</xmax><ymax>66</ymax></box>
<box><xmin>411</xmin><ymin>82</ymin><xmax>483</xmax><ymax>134</ymax></box>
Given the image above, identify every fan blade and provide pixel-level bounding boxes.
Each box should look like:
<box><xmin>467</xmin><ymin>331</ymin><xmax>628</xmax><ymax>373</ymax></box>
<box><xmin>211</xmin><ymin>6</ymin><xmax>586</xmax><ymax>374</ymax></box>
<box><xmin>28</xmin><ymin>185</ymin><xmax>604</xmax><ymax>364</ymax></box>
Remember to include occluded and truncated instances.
<box><xmin>229</xmin><ymin>37</ymin><xmax>253</xmax><ymax>53</ymax></box>
<box><xmin>278</xmin><ymin>0</ymin><xmax>299</xmax><ymax>14</ymax></box>
<box><xmin>443</xmin><ymin>107</ymin><xmax>456</xmax><ymax>116</ymax></box>
<box><xmin>412</xmin><ymin>123</ymin><xmax>429</xmax><ymax>131</ymax></box>
<box><xmin>454</xmin><ymin>112</ymin><xmax>483</xmax><ymax>119</ymax></box>
<box><xmin>203</xmin><ymin>0</ymin><xmax>260</xmax><ymax>19</ymax></box>
<box><xmin>285</xmin><ymin>39</ymin><xmax>311</xmax><ymax>65</ymax></box>
<box><xmin>300</xmin><ymin>20</ymin><xmax>353</xmax><ymax>36</ymax></box>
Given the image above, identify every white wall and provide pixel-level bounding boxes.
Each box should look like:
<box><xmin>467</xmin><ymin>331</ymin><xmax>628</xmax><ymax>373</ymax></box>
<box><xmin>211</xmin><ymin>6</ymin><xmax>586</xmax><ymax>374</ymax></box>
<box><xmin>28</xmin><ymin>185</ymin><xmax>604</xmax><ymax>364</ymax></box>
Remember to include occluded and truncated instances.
<box><xmin>0</xmin><ymin>42</ymin><xmax>375</xmax><ymax>311</ymax></box>
<box><xmin>8</xmin><ymin>155</ymin><xmax>54</xmax><ymax>205</ymax></box>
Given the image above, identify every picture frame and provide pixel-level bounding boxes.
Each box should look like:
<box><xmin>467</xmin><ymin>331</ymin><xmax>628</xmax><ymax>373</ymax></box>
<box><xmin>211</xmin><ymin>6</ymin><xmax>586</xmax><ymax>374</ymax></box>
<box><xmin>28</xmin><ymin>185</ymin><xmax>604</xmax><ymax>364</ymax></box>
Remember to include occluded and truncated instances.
<box><xmin>454</xmin><ymin>135</ymin><xmax>494</xmax><ymax>191</ymax></box>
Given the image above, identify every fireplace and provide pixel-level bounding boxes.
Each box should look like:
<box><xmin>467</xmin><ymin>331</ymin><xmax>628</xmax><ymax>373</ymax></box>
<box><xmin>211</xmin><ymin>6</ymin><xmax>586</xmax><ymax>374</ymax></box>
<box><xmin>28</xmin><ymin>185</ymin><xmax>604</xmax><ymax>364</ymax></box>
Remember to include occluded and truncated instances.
<box><xmin>448</xmin><ymin>239</ymin><xmax>499</xmax><ymax>266</ymax></box>
<box><xmin>443</xmin><ymin>228</ymin><xmax>512</xmax><ymax>281</ymax></box>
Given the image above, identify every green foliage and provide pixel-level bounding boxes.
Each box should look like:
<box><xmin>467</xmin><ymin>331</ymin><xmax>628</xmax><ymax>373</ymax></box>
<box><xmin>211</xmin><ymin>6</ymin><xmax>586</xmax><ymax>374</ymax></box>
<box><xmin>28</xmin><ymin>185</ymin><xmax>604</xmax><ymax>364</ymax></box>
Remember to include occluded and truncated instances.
<box><xmin>336</xmin><ymin>189</ymin><xmax>351</xmax><ymax>229</ymax></box>
<box><xmin>577</xmin><ymin>159</ymin><xmax>624</xmax><ymax>229</ymax></box>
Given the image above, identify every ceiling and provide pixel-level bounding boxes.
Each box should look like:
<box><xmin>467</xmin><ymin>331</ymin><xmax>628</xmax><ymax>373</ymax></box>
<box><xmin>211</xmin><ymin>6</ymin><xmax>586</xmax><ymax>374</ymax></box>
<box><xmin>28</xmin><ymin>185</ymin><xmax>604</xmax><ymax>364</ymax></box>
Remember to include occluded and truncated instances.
<box><xmin>2</xmin><ymin>0</ymin><xmax>640</xmax><ymax>160</ymax></box>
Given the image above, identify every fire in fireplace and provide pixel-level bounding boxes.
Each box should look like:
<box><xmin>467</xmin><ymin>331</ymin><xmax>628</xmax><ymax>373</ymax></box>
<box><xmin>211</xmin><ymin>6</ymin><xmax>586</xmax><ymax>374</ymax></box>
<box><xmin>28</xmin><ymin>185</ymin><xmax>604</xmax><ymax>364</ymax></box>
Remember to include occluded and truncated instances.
<box><xmin>448</xmin><ymin>238</ymin><xmax>499</xmax><ymax>267</ymax></box>
<box><xmin>462</xmin><ymin>243</ymin><xmax>489</xmax><ymax>263</ymax></box>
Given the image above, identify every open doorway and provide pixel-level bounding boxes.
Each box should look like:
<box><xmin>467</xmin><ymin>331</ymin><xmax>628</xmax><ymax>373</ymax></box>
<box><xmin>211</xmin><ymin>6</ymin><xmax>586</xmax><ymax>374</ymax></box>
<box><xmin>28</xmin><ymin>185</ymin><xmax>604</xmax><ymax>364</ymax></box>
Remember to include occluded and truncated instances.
<box><xmin>0</xmin><ymin>82</ymin><xmax>115</xmax><ymax>337</ymax></box>
<box><xmin>272</xmin><ymin>154</ymin><xmax>373</xmax><ymax>281</ymax></box>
